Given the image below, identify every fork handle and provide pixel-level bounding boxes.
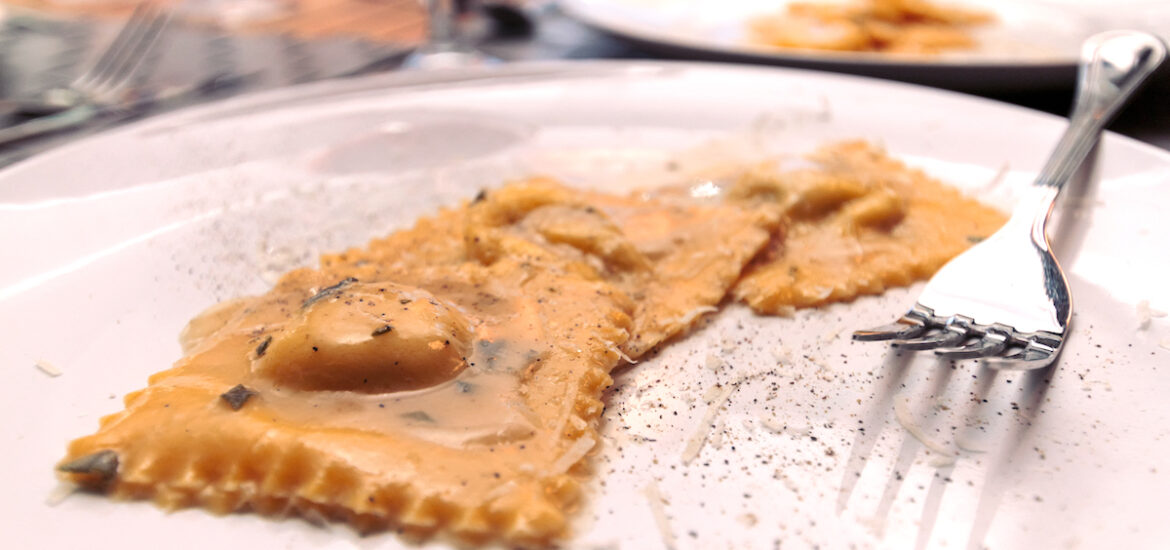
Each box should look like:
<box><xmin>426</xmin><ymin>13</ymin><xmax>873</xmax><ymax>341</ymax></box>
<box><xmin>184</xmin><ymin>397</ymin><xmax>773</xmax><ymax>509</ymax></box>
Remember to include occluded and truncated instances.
<box><xmin>1035</xmin><ymin>31</ymin><xmax>1167</xmax><ymax>190</ymax></box>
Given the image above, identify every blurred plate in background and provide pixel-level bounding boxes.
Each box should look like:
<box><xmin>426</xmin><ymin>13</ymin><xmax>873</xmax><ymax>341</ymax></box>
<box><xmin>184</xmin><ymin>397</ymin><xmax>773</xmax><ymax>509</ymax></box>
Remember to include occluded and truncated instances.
<box><xmin>559</xmin><ymin>0</ymin><xmax>1111</xmax><ymax>91</ymax></box>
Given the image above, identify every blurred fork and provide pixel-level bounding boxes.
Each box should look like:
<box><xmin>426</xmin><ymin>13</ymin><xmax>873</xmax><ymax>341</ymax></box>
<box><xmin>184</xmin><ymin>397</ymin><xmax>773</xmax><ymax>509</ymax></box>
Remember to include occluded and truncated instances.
<box><xmin>853</xmin><ymin>30</ymin><xmax>1166</xmax><ymax>370</ymax></box>
<box><xmin>0</xmin><ymin>3</ymin><xmax>170</xmax><ymax>147</ymax></box>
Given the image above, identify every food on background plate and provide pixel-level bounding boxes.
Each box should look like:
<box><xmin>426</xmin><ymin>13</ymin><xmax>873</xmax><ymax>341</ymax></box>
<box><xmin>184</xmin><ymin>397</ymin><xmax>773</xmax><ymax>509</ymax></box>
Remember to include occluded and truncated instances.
<box><xmin>749</xmin><ymin>0</ymin><xmax>995</xmax><ymax>55</ymax></box>
<box><xmin>6</xmin><ymin>0</ymin><xmax>427</xmax><ymax>44</ymax></box>
<box><xmin>57</xmin><ymin>141</ymin><xmax>1005</xmax><ymax>546</ymax></box>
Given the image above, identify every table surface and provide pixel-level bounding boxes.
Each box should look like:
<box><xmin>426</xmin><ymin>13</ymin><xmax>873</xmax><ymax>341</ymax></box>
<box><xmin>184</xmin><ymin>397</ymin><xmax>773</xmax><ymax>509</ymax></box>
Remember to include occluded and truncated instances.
<box><xmin>0</xmin><ymin>2</ymin><xmax>1165</xmax><ymax>169</ymax></box>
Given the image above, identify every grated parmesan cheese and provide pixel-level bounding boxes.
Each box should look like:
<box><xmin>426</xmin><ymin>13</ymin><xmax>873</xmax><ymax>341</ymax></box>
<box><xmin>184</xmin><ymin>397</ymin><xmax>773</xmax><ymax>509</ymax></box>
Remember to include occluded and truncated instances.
<box><xmin>954</xmin><ymin>428</ymin><xmax>989</xmax><ymax>453</ymax></box>
<box><xmin>1137</xmin><ymin>300</ymin><xmax>1167</xmax><ymax>330</ymax></box>
<box><xmin>643</xmin><ymin>481</ymin><xmax>677</xmax><ymax>550</ymax></box>
<box><xmin>710</xmin><ymin>420</ymin><xmax>726</xmax><ymax>450</ymax></box>
<box><xmin>702</xmin><ymin>385</ymin><xmax>724</xmax><ymax>402</ymax></box>
<box><xmin>681</xmin><ymin>382</ymin><xmax>739</xmax><ymax>464</ymax></box>
<box><xmin>605</xmin><ymin>341</ymin><xmax>638</xmax><ymax>364</ymax></box>
<box><xmin>485</xmin><ymin>480</ymin><xmax>519</xmax><ymax>501</ymax></box>
<box><xmin>704</xmin><ymin>353</ymin><xmax>723</xmax><ymax>371</ymax></box>
<box><xmin>928</xmin><ymin>454</ymin><xmax>956</xmax><ymax>468</ymax></box>
<box><xmin>676</xmin><ymin>306</ymin><xmax>718</xmax><ymax>327</ymax></box>
<box><xmin>808</xmin><ymin>355</ymin><xmax>833</xmax><ymax>372</ymax></box>
<box><xmin>773</xmin><ymin>468</ymin><xmax>799</xmax><ymax>492</ymax></box>
<box><xmin>893</xmin><ymin>396</ymin><xmax>954</xmax><ymax>457</ymax></box>
<box><xmin>758</xmin><ymin>415</ymin><xmax>785</xmax><ymax>433</ymax></box>
<box><xmin>579</xmin><ymin>541</ymin><xmax>621</xmax><ymax>550</ymax></box>
<box><xmin>759</xmin><ymin>415</ymin><xmax>810</xmax><ymax>437</ymax></box>
<box><xmin>550</xmin><ymin>436</ymin><xmax>596</xmax><ymax>474</ymax></box>
<box><xmin>44</xmin><ymin>483</ymin><xmax>77</xmax><ymax>507</ymax></box>
<box><xmin>34</xmin><ymin>359</ymin><xmax>62</xmax><ymax>378</ymax></box>
<box><xmin>299</xmin><ymin>506</ymin><xmax>329</xmax><ymax>528</ymax></box>
<box><xmin>569</xmin><ymin>415</ymin><xmax>588</xmax><ymax>431</ymax></box>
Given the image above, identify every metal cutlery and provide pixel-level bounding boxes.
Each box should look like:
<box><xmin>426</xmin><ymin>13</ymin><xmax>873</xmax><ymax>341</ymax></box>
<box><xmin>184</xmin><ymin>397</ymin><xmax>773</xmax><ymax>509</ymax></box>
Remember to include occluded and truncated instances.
<box><xmin>852</xmin><ymin>30</ymin><xmax>1167</xmax><ymax>370</ymax></box>
<box><xmin>0</xmin><ymin>3</ymin><xmax>170</xmax><ymax>148</ymax></box>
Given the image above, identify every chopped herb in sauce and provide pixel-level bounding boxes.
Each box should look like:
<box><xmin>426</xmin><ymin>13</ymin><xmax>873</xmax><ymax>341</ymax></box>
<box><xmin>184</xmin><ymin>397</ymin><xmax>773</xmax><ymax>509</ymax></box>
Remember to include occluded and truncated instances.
<box><xmin>401</xmin><ymin>411</ymin><xmax>435</xmax><ymax>423</ymax></box>
<box><xmin>472</xmin><ymin>189</ymin><xmax>487</xmax><ymax>204</ymax></box>
<box><xmin>254</xmin><ymin>336</ymin><xmax>272</xmax><ymax>358</ymax></box>
<box><xmin>371</xmin><ymin>325</ymin><xmax>393</xmax><ymax>337</ymax></box>
<box><xmin>475</xmin><ymin>339</ymin><xmax>507</xmax><ymax>367</ymax></box>
<box><xmin>455</xmin><ymin>381</ymin><xmax>474</xmax><ymax>393</ymax></box>
<box><xmin>967</xmin><ymin>235</ymin><xmax>986</xmax><ymax>243</ymax></box>
<box><xmin>302</xmin><ymin>277</ymin><xmax>358</xmax><ymax>308</ymax></box>
<box><xmin>220</xmin><ymin>384</ymin><xmax>258</xmax><ymax>410</ymax></box>
<box><xmin>399</xmin><ymin>298</ymin><xmax>412</xmax><ymax>305</ymax></box>
<box><xmin>58</xmin><ymin>450</ymin><xmax>118</xmax><ymax>482</ymax></box>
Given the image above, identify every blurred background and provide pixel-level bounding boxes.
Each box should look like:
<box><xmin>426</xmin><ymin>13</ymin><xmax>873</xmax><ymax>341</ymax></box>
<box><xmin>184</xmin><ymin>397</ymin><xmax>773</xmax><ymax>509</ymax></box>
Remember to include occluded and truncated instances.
<box><xmin>0</xmin><ymin>0</ymin><xmax>1164</xmax><ymax>166</ymax></box>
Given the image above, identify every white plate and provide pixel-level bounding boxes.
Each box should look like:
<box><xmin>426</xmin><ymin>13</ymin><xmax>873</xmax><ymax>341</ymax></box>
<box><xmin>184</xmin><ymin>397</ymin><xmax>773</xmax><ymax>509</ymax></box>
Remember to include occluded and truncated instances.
<box><xmin>2</xmin><ymin>62</ymin><xmax>1170</xmax><ymax>550</ymax></box>
<box><xmin>557</xmin><ymin>0</ymin><xmax>1145</xmax><ymax>91</ymax></box>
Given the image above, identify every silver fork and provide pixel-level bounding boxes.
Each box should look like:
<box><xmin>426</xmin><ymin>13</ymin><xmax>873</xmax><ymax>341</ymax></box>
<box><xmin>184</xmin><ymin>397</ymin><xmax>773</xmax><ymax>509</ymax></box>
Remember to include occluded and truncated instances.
<box><xmin>0</xmin><ymin>3</ymin><xmax>170</xmax><ymax>147</ymax></box>
<box><xmin>853</xmin><ymin>31</ymin><xmax>1167</xmax><ymax>370</ymax></box>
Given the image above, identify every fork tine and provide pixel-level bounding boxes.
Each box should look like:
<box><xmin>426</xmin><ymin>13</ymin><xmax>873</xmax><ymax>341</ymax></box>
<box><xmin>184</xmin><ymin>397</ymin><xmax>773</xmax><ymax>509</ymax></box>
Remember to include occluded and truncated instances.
<box><xmin>892</xmin><ymin>327</ymin><xmax>966</xmax><ymax>350</ymax></box>
<box><xmin>852</xmin><ymin>305</ymin><xmax>931</xmax><ymax>341</ymax></box>
<box><xmin>983</xmin><ymin>334</ymin><xmax>1063</xmax><ymax>370</ymax></box>
<box><xmin>933</xmin><ymin>323</ymin><xmax>1012</xmax><ymax>359</ymax></box>
<box><xmin>91</xmin><ymin>8</ymin><xmax>169</xmax><ymax>94</ymax></box>
<box><xmin>75</xmin><ymin>4</ymin><xmax>170</xmax><ymax>99</ymax></box>
<box><xmin>73</xmin><ymin>3</ymin><xmax>154</xmax><ymax>89</ymax></box>
<box><xmin>892</xmin><ymin>315</ymin><xmax>973</xmax><ymax>350</ymax></box>
<box><xmin>852</xmin><ymin>317</ymin><xmax>927</xmax><ymax>341</ymax></box>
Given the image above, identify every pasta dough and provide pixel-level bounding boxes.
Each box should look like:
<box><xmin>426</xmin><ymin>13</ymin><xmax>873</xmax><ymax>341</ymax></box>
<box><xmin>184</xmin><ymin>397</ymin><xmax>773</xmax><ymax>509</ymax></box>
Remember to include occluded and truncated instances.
<box><xmin>57</xmin><ymin>178</ymin><xmax>778</xmax><ymax>546</ymax></box>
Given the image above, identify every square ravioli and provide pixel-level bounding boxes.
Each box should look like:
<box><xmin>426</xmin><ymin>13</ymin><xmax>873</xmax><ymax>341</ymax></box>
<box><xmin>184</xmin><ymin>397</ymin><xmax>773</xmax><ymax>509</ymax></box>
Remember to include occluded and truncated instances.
<box><xmin>729</xmin><ymin>141</ymin><xmax>1006</xmax><ymax>313</ymax></box>
<box><xmin>58</xmin><ymin>178</ymin><xmax>777</xmax><ymax>546</ymax></box>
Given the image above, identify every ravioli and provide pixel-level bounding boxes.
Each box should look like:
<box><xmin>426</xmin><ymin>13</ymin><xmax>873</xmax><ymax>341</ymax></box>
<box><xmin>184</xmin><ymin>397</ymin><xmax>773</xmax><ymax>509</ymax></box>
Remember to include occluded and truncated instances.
<box><xmin>749</xmin><ymin>0</ymin><xmax>994</xmax><ymax>55</ymax></box>
<box><xmin>56</xmin><ymin>146</ymin><xmax>1003</xmax><ymax>545</ymax></box>
<box><xmin>57</xmin><ymin>178</ymin><xmax>776</xmax><ymax>545</ymax></box>
<box><xmin>730</xmin><ymin>141</ymin><xmax>1006</xmax><ymax>313</ymax></box>
<box><xmin>458</xmin><ymin>178</ymin><xmax>781</xmax><ymax>358</ymax></box>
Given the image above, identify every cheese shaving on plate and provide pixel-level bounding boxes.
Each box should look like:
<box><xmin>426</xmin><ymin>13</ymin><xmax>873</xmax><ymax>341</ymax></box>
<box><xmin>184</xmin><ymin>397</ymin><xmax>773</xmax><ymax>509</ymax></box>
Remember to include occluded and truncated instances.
<box><xmin>34</xmin><ymin>359</ymin><xmax>62</xmax><ymax>377</ymax></box>
<box><xmin>643</xmin><ymin>481</ymin><xmax>677</xmax><ymax>550</ymax></box>
<box><xmin>893</xmin><ymin>396</ymin><xmax>954</xmax><ymax>457</ymax></box>
<box><xmin>44</xmin><ymin>483</ymin><xmax>76</xmax><ymax>506</ymax></box>
<box><xmin>681</xmin><ymin>382</ymin><xmax>739</xmax><ymax>464</ymax></box>
<box><xmin>1137</xmin><ymin>300</ymin><xmax>1167</xmax><ymax>330</ymax></box>
<box><xmin>954</xmin><ymin>428</ymin><xmax>989</xmax><ymax>453</ymax></box>
<box><xmin>704</xmin><ymin>353</ymin><xmax>723</xmax><ymax>371</ymax></box>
